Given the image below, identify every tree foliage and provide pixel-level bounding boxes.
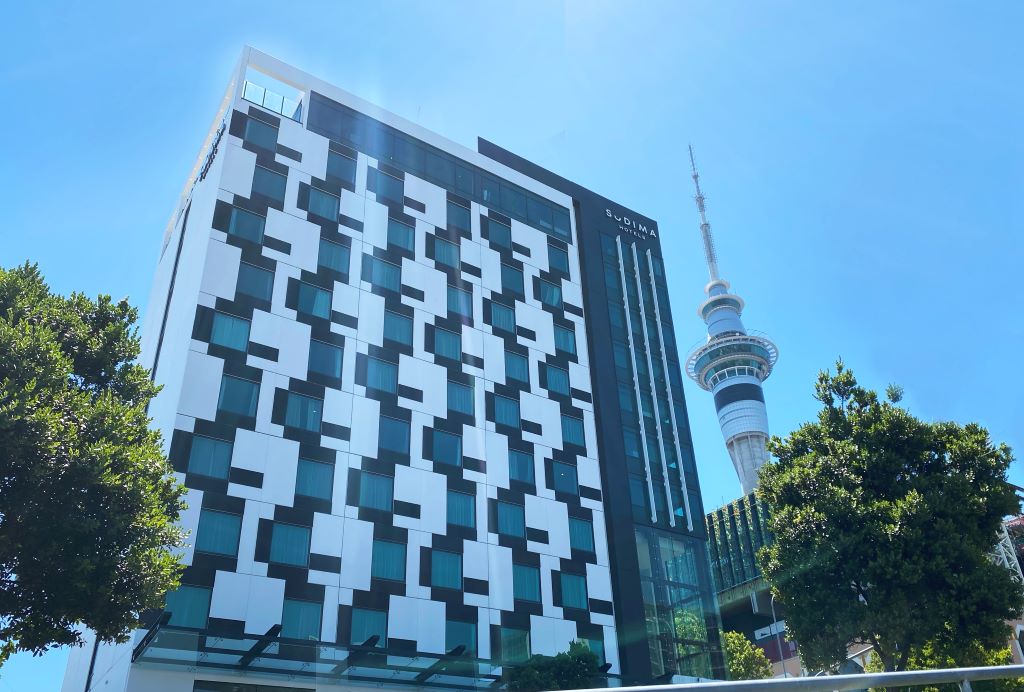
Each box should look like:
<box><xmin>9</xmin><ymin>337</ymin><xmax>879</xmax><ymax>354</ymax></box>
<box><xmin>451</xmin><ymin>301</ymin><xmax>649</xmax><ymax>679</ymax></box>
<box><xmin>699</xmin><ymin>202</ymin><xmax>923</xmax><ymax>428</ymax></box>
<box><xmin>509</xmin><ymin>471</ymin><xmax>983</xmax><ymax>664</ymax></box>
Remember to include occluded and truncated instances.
<box><xmin>758</xmin><ymin>361</ymin><xmax>1021</xmax><ymax>672</ymax></box>
<box><xmin>506</xmin><ymin>640</ymin><xmax>601</xmax><ymax>690</ymax></box>
<box><xmin>864</xmin><ymin>636</ymin><xmax>1024</xmax><ymax>692</ymax></box>
<box><xmin>723</xmin><ymin>631</ymin><xmax>773</xmax><ymax>681</ymax></box>
<box><xmin>0</xmin><ymin>263</ymin><xmax>185</xmax><ymax>663</ymax></box>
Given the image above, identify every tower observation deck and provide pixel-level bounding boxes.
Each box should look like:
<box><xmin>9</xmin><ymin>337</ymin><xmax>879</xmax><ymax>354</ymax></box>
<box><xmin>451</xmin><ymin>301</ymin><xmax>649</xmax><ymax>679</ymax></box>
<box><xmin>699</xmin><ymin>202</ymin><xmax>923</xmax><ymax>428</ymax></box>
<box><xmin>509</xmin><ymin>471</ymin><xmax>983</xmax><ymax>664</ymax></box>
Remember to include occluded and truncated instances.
<box><xmin>685</xmin><ymin>147</ymin><xmax>777</xmax><ymax>494</ymax></box>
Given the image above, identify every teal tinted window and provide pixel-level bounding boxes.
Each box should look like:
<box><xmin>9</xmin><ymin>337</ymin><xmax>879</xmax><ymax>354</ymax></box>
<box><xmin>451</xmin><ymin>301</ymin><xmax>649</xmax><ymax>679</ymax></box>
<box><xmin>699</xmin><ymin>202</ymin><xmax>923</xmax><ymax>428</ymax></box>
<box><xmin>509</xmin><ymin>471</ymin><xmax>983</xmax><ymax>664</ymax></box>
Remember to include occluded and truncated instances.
<box><xmin>387</xmin><ymin>218</ymin><xmax>415</xmax><ymax>251</ymax></box>
<box><xmin>508</xmin><ymin>449</ymin><xmax>534</xmax><ymax>483</ymax></box>
<box><xmin>371</xmin><ymin>540</ymin><xmax>406</xmax><ymax>581</ymax></box>
<box><xmin>236</xmin><ymin>262</ymin><xmax>273</xmax><ymax>300</ymax></box>
<box><xmin>585</xmin><ymin>637</ymin><xmax>605</xmax><ymax>665</ymax></box>
<box><xmin>308</xmin><ymin>340</ymin><xmax>343</xmax><ymax>378</ymax></box>
<box><xmin>188</xmin><ymin>436</ymin><xmax>232</xmax><ymax>479</ymax></box>
<box><xmin>569</xmin><ymin>517</ymin><xmax>595</xmax><ymax>552</ymax></box>
<box><xmin>296</xmin><ymin>458</ymin><xmax>334</xmax><ymax>500</ymax></box>
<box><xmin>512</xmin><ymin>564</ymin><xmax>540</xmax><ymax>601</ymax></box>
<box><xmin>244</xmin><ymin>117</ymin><xmax>277</xmax><ymax>150</ymax></box>
<box><xmin>488</xmin><ymin>218</ymin><xmax>512</xmax><ymax>248</ymax></box>
<box><xmin>560</xmin><ymin>573</ymin><xmax>588</xmax><ymax>609</ymax></box>
<box><xmin>217</xmin><ymin>375</ymin><xmax>259</xmax><ymax>416</ymax></box>
<box><xmin>297</xmin><ymin>282</ymin><xmax>332</xmax><ymax>318</ymax></box>
<box><xmin>490</xmin><ymin>303</ymin><xmax>515</xmax><ymax>332</ymax></box>
<box><xmin>494</xmin><ymin>395</ymin><xmax>520</xmax><ymax>428</ymax></box>
<box><xmin>375</xmin><ymin>170</ymin><xmax>403</xmax><ymax>203</ymax></box>
<box><xmin>363</xmin><ymin>255</ymin><xmax>401</xmax><ymax>291</ymax></box>
<box><xmin>447</xmin><ymin>380</ymin><xmax>474</xmax><ymax>415</ymax></box>
<box><xmin>435</xmin><ymin>238</ymin><xmax>460</xmax><ymax>268</ymax></box>
<box><xmin>546</xmin><ymin>365</ymin><xmax>569</xmax><ymax>395</ymax></box>
<box><xmin>270</xmin><ymin>523</ymin><xmax>310</xmax><ymax>566</ymax></box>
<box><xmin>505</xmin><ymin>351</ymin><xmax>529</xmax><ymax>384</ymax></box>
<box><xmin>561</xmin><ymin>414</ymin><xmax>585</xmax><ymax>446</ymax></box>
<box><xmin>446</xmin><ymin>619</ymin><xmax>477</xmax><ymax>656</ymax></box>
<box><xmin>539</xmin><ymin>280</ymin><xmax>562</xmax><ymax>308</ymax></box>
<box><xmin>447</xmin><ymin>286</ymin><xmax>472</xmax><ymax>317</ymax></box>
<box><xmin>497</xmin><ymin>502</ymin><xmax>525</xmax><ymax>538</ymax></box>
<box><xmin>281</xmin><ymin>599</ymin><xmax>321</xmax><ymax>641</ymax></box>
<box><xmin>367</xmin><ymin>358</ymin><xmax>397</xmax><ymax>393</ymax></box>
<box><xmin>527</xmin><ymin>197</ymin><xmax>553</xmax><ymax>231</ymax></box>
<box><xmin>195</xmin><ymin>510</ymin><xmax>241</xmax><ymax>556</ymax></box>
<box><xmin>318</xmin><ymin>238</ymin><xmax>349</xmax><ymax>273</ymax></box>
<box><xmin>359</xmin><ymin>472</ymin><xmax>393</xmax><ymax>511</ymax></box>
<box><xmin>379</xmin><ymin>416</ymin><xmax>409</xmax><ymax>453</ymax></box>
<box><xmin>165</xmin><ymin>585</ymin><xmax>211</xmax><ymax>629</ymax></box>
<box><xmin>227</xmin><ymin>207</ymin><xmax>265</xmax><ymax>243</ymax></box>
<box><xmin>431</xmin><ymin>550</ymin><xmax>462</xmax><ymax>589</ymax></box>
<box><xmin>447</xmin><ymin>490</ymin><xmax>475</xmax><ymax>528</ymax></box>
<box><xmin>552</xmin><ymin>461</ymin><xmax>578</xmax><ymax>495</ymax></box>
<box><xmin>351</xmin><ymin>608</ymin><xmax>386</xmax><ymax>647</ymax></box>
<box><xmin>548</xmin><ymin>244</ymin><xmax>570</xmax><ymax>274</ymax></box>
<box><xmin>554</xmin><ymin>325</ymin><xmax>576</xmax><ymax>355</ymax></box>
<box><xmin>432</xmin><ymin>430</ymin><xmax>462</xmax><ymax>467</ymax></box>
<box><xmin>383</xmin><ymin>310</ymin><xmax>413</xmax><ymax>345</ymax></box>
<box><xmin>210</xmin><ymin>312</ymin><xmax>249</xmax><ymax>351</ymax></box>
<box><xmin>252</xmin><ymin>165</ymin><xmax>286</xmax><ymax>202</ymax></box>
<box><xmin>327</xmin><ymin>151</ymin><xmax>356</xmax><ymax>185</ymax></box>
<box><xmin>501</xmin><ymin>264</ymin><xmax>524</xmax><ymax>295</ymax></box>
<box><xmin>501</xmin><ymin>627</ymin><xmax>530</xmax><ymax>663</ymax></box>
<box><xmin>434</xmin><ymin>328</ymin><xmax>461</xmax><ymax>360</ymax></box>
<box><xmin>284</xmin><ymin>392</ymin><xmax>322</xmax><ymax>432</ymax></box>
<box><xmin>309</xmin><ymin>187</ymin><xmax>340</xmax><ymax>220</ymax></box>
<box><xmin>447</xmin><ymin>200</ymin><xmax>471</xmax><ymax>231</ymax></box>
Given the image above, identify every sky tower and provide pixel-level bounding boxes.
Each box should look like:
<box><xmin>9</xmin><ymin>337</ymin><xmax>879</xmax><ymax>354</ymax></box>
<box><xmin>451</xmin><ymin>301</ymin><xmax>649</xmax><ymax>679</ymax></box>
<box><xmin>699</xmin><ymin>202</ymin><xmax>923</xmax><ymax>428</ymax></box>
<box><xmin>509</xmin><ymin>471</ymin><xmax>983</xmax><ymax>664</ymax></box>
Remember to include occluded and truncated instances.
<box><xmin>685</xmin><ymin>147</ymin><xmax>778</xmax><ymax>494</ymax></box>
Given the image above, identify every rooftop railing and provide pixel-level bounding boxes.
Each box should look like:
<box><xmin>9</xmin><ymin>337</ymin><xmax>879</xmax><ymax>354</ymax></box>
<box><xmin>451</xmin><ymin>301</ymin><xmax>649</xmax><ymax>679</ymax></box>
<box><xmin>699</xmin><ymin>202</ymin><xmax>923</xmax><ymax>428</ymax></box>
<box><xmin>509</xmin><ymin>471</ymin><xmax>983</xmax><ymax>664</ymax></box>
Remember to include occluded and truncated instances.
<box><xmin>242</xmin><ymin>80</ymin><xmax>302</xmax><ymax>122</ymax></box>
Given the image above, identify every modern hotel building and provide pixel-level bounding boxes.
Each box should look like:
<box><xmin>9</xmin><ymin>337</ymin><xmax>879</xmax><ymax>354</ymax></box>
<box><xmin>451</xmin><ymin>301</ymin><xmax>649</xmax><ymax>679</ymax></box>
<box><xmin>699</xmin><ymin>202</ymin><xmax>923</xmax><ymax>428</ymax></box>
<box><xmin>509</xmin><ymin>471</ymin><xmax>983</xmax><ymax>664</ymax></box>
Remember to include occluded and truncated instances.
<box><xmin>62</xmin><ymin>48</ymin><xmax>723</xmax><ymax>691</ymax></box>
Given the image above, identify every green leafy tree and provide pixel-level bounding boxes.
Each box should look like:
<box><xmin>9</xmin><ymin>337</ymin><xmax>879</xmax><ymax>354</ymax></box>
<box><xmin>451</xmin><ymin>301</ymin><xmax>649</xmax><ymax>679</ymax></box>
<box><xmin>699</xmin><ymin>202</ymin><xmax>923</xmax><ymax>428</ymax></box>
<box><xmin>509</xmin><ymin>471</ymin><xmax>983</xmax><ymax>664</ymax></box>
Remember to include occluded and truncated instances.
<box><xmin>864</xmin><ymin>636</ymin><xmax>1024</xmax><ymax>692</ymax></box>
<box><xmin>0</xmin><ymin>263</ymin><xmax>185</xmax><ymax>664</ymax></box>
<box><xmin>758</xmin><ymin>361</ymin><xmax>1021</xmax><ymax>673</ymax></box>
<box><xmin>507</xmin><ymin>640</ymin><xmax>600</xmax><ymax>690</ymax></box>
<box><xmin>723</xmin><ymin>631</ymin><xmax>773</xmax><ymax>681</ymax></box>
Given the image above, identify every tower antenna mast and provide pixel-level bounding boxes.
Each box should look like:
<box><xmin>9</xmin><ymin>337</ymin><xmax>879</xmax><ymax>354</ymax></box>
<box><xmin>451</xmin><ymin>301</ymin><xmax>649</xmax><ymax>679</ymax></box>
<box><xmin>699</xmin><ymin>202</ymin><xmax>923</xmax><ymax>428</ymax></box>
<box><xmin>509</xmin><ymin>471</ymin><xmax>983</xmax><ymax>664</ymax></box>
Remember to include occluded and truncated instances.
<box><xmin>689</xmin><ymin>145</ymin><xmax>720</xmax><ymax>282</ymax></box>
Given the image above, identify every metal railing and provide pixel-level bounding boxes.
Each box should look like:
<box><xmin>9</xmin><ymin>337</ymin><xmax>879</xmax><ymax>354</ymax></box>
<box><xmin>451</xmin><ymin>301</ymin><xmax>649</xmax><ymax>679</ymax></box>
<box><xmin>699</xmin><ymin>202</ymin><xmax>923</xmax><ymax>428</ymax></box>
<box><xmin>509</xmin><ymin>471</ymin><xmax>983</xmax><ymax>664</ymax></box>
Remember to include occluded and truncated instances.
<box><xmin>574</xmin><ymin>664</ymin><xmax>1024</xmax><ymax>692</ymax></box>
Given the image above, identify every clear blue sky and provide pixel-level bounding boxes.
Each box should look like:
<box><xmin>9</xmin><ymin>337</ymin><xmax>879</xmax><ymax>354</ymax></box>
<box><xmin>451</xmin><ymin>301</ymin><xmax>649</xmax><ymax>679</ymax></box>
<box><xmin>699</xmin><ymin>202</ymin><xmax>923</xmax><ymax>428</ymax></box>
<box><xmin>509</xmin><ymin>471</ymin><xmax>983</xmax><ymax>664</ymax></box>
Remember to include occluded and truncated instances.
<box><xmin>2</xmin><ymin>1</ymin><xmax>1022</xmax><ymax>688</ymax></box>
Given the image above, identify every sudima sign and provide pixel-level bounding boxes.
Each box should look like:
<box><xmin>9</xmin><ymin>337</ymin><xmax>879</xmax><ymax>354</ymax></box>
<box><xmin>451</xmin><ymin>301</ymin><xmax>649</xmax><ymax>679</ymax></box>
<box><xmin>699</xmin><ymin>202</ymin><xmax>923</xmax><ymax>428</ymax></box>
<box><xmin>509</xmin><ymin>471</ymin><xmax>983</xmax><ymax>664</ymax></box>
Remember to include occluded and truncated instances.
<box><xmin>605</xmin><ymin>209</ymin><xmax>658</xmax><ymax>239</ymax></box>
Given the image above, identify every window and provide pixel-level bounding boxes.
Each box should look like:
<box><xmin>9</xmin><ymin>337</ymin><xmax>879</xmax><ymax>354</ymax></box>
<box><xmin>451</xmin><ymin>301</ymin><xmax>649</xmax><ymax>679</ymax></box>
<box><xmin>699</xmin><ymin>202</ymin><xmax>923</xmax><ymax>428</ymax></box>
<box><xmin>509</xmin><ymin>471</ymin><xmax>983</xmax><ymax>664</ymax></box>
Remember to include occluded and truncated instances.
<box><xmin>237</xmin><ymin>262</ymin><xmax>274</xmax><ymax>300</ymax></box>
<box><xmin>548</xmin><ymin>244</ymin><xmax>570</xmax><ymax>274</ymax></box>
<box><xmin>490</xmin><ymin>303</ymin><xmax>515</xmax><ymax>333</ymax></box>
<box><xmin>218</xmin><ymin>375</ymin><xmax>259</xmax><ymax>417</ymax></box>
<box><xmin>281</xmin><ymin>599</ymin><xmax>321</xmax><ymax>641</ymax></box>
<box><xmin>488</xmin><ymin>218</ymin><xmax>511</xmax><ymax>248</ymax></box>
<box><xmin>284</xmin><ymin>392</ymin><xmax>322</xmax><ymax>432</ymax></box>
<box><xmin>539</xmin><ymin>279</ymin><xmax>562</xmax><ymax>308</ymax></box>
<box><xmin>508</xmin><ymin>449</ymin><xmax>534</xmax><ymax>484</ymax></box>
<box><xmin>494</xmin><ymin>395</ymin><xmax>520</xmax><ymax>428</ymax></box>
<box><xmin>448</xmin><ymin>380</ymin><xmax>474</xmax><ymax>416</ymax></box>
<box><xmin>554</xmin><ymin>325</ymin><xmax>576</xmax><ymax>355</ymax></box>
<box><xmin>195</xmin><ymin>510</ymin><xmax>242</xmax><ymax>557</ymax></box>
<box><xmin>379</xmin><ymin>416</ymin><xmax>410</xmax><ymax>454</ymax></box>
<box><xmin>367</xmin><ymin>357</ymin><xmax>398</xmax><ymax>393</ymax></box>
<box><xmin>504</xmin><ymin>351</ymin><xmax>529</xmax><ymax>384</ymax></box>
<box><xmin>446</xmin><ymin>619</ymin><xmax>477</xmax><ymax>656</ymax></box>
<box><xmin>187</xmin><ymin>436</ymin><xmax>232</xmax><ymax>479</ymax></box>
<box><xmin>552</xmin><ymin>461</ymin><xmax>579</xmax><ymax>495</ymax></box>
<box><xmin>252</xmin><ymin>165</ymin><xmax>286</xmax><ymax>203</ymax></box>
<box><xmin>327</xmin><ymin>151</ymin><xmax>356</xmax><ymax>186</ymax></box>
<box><xmin>584</xmin><ymin>637</ymin><xmax>605</xmax><ymax>665</ymax></box>
<box><xmin>447</xmin><ymin>200</ymin><xmax>471</xmax><ymax>231</ymax></box>
<box><xmin>434</xmin><ymin>238</ymin><xmax>460</xmax><ymax>269</ymax></box>
<box><xmin>432</xmin><ymin>430</ymin><xmax>462</xmax><ymax>467</ymax></box>
<box><xmin>387</xmin><ymin>218</ymin><xmax>415</xmax><ymax>251</ymax></box>
<box><xmin>308</xmin><ymin>340</ymin><xmax>343</xmax><ymax>378</ymax></box>
<box><xmin>270</xmin><ymin>523</ymin><xmax>310</xmax><ymax>567</ymax></box>
<box><xmin>297</xmin><ymin>282</ymin><xmax>332</xmax><ymax>319</ymax></box>
<box><xmin>561</xmin><ymin>414</ymin><xmax>585</xmax><ymax>446</ymax></box>
<box><xmin>165</xmin><ymin>585</ymin><xmax>211</xmax><ymax>629</ymax></box>
<box><xmin>434</xmin><ymin>328</ymin><xmax>461</xmax><ymax>360</ymax></box>
<box><xmin>318</xmin><ymin>238</ymin><xmax>349</xmax><ymax>273</ymax></box>
<box><xmin>500</xmin><ymin>627</ymin><xmax>531</xmax><ymax>663</ymax></box>
<box><xmin>546</xmin><ymin>365</ymin><xmax>570</xmax><ymax>395</ymax></box>
<box><xmin>375</xmin><ymin>169</ymin><xmax>403</xmax><ymax>203</ymax></box>
<box><xmin>309</xmin><ymin>187</ymin><xmax>340</xmax><ymax>220</ymax></box>
<box><xmin>351</xmin><ymin>608</ymin><xmax>386</xmax><ymax>647</ymax></box>
<box><xmin>244</xmin><ymin>117</ymin><xmax>277</xmax><ymax>151</ymax></box>
<box><xmin>363</xmin><ymin>255</ymin><xmax>401</xmax><ymax>292</ymax></box>
<box><xmin>296</xmin><ymin>458</ymin><xmax>334</xmax><ymax>500</ymax></box>
<box><xmin>447</xmin><ymin>285</ymin><xmax>472</xmax><ymax>318</ymax></box>
<box><xmin>501</xmin><ymin>264</ymin><xmax>524</xmax><ymax>295</ymax></box>
<box><xmin>371</xmin><ymin>540</ymin><xmax>406</xmax><ymax>581</ymax></box>
<box><xmin>569</xmin><ymin>517</ymin><xmax>595</xmax><ymax>552</ymax></box>
<box><xmin>560</xmin><ymin>573</ymin><xmax>588</xmax><ymax>610</ymax></box>
<box><xmin>383</xmin><ymin>310</ymin><xmax>413</xmax><ymax>345</ymax></box>
<box><xmin>512</xmin><ymin>564</ymin><xmax>540</xmax><ymax>602</ymax></box>
<box><xmin>359</xmin><ymin>472</ymin><xmax>394</xmax><ymax>511</ymax></box>
<box><xmin>227</xmin><ymin>207</ymin><xmax>265</xmax><ymax>243</ymax></box>
<box><xmin>447</xmin><ymin>490</ymin><xmax>475</xmax><ymax>528</ymax></box>
<box><xmin>497</xmin><ymin>502</ymin><xmax>525</xmax><ymax>538</ymax></box>
<box><xmin>431</xmin><ymin>550</ymin><xmax>462</xmax><ymax>589</ymax></box>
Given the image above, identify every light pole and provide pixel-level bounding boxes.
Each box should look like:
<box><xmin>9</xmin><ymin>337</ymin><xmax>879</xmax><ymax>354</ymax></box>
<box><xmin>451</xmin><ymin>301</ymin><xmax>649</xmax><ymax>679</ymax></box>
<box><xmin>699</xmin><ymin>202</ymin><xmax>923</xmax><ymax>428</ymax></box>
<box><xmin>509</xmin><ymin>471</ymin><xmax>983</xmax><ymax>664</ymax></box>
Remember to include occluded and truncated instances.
<box><xmin>769</xmin><ymin>594</ymin><xmax>788</xmax><ymax>678</ymax></box>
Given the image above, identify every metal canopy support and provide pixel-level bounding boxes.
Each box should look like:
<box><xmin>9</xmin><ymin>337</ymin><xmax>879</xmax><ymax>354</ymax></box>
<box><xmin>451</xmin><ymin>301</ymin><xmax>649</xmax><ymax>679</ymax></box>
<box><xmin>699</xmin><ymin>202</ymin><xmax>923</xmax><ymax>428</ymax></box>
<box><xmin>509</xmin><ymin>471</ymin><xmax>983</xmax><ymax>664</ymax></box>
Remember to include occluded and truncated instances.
<box><xmin>413</xmin><ymin>644</ymin><xmax>467</xmax><ymax>683</ymax></box>
<box><xmin>330</xmin><ymin>634</ymin><xmax>381</xmax><ymax>676</ymax></box>
<box><xmin>238</xmin><ymin>624</ymin><xmax>282</xmax><ymax>668</ymax></box>
<box><xmin>130</xmin><ymin>611</ymin><xmax>172</xmax><ymax>663</ymax></box>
